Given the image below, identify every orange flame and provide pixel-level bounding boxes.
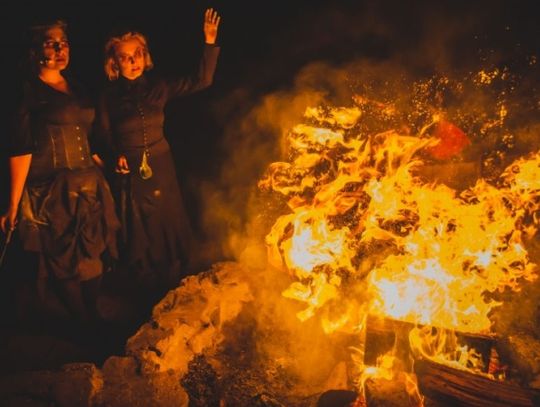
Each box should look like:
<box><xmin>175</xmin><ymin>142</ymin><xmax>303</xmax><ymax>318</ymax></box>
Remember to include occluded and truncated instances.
<box><xmin>356</xmin><ymin>353</ymin><xmax>425</xmax><ymax>406</ymax></box>
<box><xmin>259</xmin><ymin>97</ymin><xmax>539</xmax><ymax>380</ymax></box>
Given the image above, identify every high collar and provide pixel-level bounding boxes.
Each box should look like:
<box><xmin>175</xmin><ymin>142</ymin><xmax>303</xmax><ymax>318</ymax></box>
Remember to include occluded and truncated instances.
<box><xmin>119</xmin><ymin>74</ymin><xmax>148</xmax><ymax>92</ymax></box>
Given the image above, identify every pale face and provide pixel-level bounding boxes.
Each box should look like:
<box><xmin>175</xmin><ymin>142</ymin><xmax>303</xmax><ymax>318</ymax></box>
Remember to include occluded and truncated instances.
<box><xmin>41</xmin><ymin>26</ymin><xmax>70</xmax><ymax>71</ymax></box>
<box><xmin>114</xmin><ymin>38</ymin><xmax>145</xmax><ymax>80</ymax></box>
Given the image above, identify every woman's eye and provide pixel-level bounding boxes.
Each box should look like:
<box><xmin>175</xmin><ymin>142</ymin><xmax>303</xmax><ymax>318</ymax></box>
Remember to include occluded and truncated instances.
<box><xmin>43</xmin><ymin>40</ymin><xmax>69</xmax><ymax>49</ymax></box>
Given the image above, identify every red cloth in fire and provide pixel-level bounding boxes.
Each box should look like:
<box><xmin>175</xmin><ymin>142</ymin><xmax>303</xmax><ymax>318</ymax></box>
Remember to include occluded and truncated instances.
<box><xmin>425</xmin><ymin>120</ymin><xmax>471</xmax><ymax>160</ymax></box>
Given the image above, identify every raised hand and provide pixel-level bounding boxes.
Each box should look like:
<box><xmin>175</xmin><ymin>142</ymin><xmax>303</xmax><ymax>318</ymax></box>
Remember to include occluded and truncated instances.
<box><xmin>204</xmin><ymin>8</ymin><xmax>221</xmax><ymax>45</ymax></box>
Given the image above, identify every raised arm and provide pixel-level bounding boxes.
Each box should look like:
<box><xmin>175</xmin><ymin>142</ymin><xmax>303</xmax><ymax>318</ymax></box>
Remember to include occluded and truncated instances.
<box><xmin>164</xmin><ymin>8</ymin><xmax>221</xmax><ymax>99</ymax></box>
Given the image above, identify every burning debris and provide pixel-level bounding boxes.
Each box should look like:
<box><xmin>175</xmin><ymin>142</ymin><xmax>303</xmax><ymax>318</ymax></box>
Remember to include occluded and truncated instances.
<box><xmin>247</xmin><ymin>65</ymin><xmax>540</xmax><ymax>405</ymax></box>
<box><xmin>177</xmin><ymin>65</ymin><xmax>540</xmax><ymax>405</ymax></box>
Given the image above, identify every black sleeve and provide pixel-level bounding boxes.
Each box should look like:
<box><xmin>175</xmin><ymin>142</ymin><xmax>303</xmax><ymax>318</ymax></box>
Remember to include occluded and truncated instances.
<box><xmin>164</xmin><ymin>44</ymin><xmax>220</xmax><ymax>101</ymax></box>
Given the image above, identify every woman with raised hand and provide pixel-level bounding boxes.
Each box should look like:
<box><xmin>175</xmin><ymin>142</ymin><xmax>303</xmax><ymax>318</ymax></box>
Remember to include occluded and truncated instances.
<box><xmin>96</xmin><ymin>8</ymin><xmax>221</xmax><ymax>302</ymax></box>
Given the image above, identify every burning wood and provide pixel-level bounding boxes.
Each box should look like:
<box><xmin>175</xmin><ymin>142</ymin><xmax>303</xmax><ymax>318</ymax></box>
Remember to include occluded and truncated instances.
<box><xmin>361</xmin><ymin>315</ymin><xmax>540</xmax><ymax>405</ymax></box>
<box><xmin>415</xmin><ymin>359</ymin><xmax>540</xmax><ymax>407</ymax></box>
<box><xmin>364</xmin><ymin>315</ymin><xmax>496</xmax><ymax>374</ymax></box>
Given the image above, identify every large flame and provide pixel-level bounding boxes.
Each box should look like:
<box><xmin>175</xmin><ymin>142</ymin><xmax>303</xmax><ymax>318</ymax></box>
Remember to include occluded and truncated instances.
<box><xmin>258</xmin><ymin>93</ymin><xmax>540</xmax><ymax>382</ymax></box>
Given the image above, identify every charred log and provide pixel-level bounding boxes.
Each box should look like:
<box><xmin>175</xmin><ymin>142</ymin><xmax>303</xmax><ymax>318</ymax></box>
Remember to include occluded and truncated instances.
<box><xmin>415</xmin><ymin>359</ymin><xmax>540</xmax><ymax>407</ymax></box>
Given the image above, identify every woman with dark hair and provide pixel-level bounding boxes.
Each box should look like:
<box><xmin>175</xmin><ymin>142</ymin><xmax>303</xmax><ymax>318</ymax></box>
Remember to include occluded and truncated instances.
<box><xmin>96</xmin><ymin>8</ymin><xmax>220</xmax><ymax>301</ymax></box>
<box><xmin>0</xmin><ymin>19</ymin><xmax>119</xmax><ymax>327</ymax></box>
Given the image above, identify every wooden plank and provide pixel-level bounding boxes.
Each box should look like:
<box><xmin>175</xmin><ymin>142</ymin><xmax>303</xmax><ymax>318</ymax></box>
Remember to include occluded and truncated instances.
<box><xmin>365</xmin><ymin>315</ymin><xmax>496</xmax><ymax>373</ymax></box>
<box><xmin>415</xmin><ymin>359</ymin><xmax>540</xmax><ymax>407</ymax></box>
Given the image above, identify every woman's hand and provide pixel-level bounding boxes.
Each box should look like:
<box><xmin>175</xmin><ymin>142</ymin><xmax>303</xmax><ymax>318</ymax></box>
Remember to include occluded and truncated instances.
<box><xmin>204</xmin><ymin>8</ymin><xmax>221</xmax><ymax>45</ymax></box>
<box><xmin>115</xmin><ymin>155</ymin><xmax>130</xmax><ymax>174</ymax></box>
<box><xmin>0</xmin><ymin>206</ymin><xmax>18</xmax><ymax>234</ymax></box>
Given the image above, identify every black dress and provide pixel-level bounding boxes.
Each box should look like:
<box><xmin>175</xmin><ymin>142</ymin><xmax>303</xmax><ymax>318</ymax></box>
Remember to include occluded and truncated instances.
<box><xmin>8</xmin><ymin>76</ymin><xmax>119</xmax><ymax>281</ymax></box>
<box><xmin>96</xmin><ymin>44</ymin><xmax>220</xmax><ymax>287</ymax></box>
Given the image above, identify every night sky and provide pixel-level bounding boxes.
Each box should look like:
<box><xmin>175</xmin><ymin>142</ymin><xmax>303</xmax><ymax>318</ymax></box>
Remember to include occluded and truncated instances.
<box><xmin>1</xmin><ymin>0</ymin><xmax>539</xmax><ymax>252</ymax></box>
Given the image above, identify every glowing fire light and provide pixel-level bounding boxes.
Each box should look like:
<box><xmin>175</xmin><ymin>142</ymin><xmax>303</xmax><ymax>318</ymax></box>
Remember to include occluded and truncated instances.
<box><xmin>258</xmin><ymin>91</ymin><xmax>540</xmax><ymax>385</ymax></box>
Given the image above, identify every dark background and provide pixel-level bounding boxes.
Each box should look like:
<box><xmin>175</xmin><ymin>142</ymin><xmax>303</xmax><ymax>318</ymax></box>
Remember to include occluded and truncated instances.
<box><xmin>1</xmin><ymin>0</ymin><xmax>539</xmax><ymax>256</ymax></box>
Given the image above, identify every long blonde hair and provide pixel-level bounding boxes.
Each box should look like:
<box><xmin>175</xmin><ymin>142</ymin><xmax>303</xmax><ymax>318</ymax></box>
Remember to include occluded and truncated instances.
<box><xmin>103</xmin><ymin>31</ymin><xmax>153</xmax><ymax>81</ymax></box>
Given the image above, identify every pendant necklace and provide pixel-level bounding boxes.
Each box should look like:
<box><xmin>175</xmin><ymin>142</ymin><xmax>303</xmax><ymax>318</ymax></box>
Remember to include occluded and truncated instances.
<box><xmin>137</xmin><ymin>103</ymin><xmax>152</xmax><ymax>180</ymax></box>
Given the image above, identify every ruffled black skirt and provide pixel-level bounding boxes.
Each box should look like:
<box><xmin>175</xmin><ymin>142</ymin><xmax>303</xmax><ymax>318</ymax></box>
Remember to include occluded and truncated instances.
<box><xmin>18</xmin><ymin>166</ymin><xmax>120</xmax><ymax>280</ymax></box>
